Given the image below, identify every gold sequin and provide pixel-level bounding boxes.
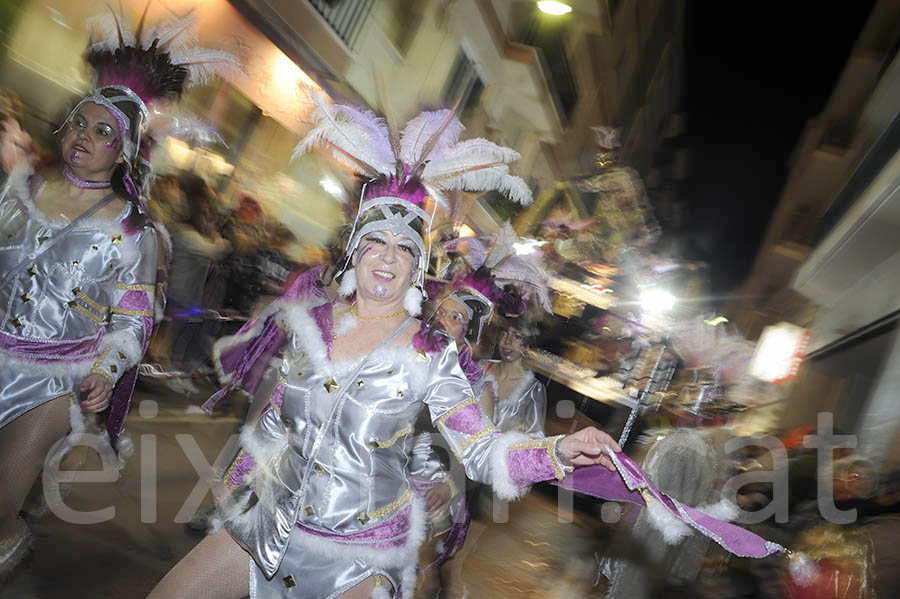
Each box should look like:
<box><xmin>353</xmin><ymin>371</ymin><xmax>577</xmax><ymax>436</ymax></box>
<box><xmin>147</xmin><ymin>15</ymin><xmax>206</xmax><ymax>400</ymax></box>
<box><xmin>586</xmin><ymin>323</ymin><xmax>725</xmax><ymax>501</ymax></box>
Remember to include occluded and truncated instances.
<box><xmin>20</xmin><ymin>292</ymin><xmax>31</xmax><ymax>302</ymax></box>
<box><xmin>357</xmin><ymin>512</ymin><xmax>370</xmax><ymax>525</ymax></box>
<box><xmin>92</xmin><ymin>245</ymin><xmax>99</xmax><ymax>250</ymax></box>
<box><xmin>303</xmin><ymin>505</ymin><xmax>315</xmax><ymax>517</ymax></box>
<box><xmin>72</xmin><ymin>260</ymin><xmax>79</xmax><ymax>266</ymax></box>
<box><xmin>313</xmin><ymin>463</ymin><xmax>324</xmax><ymax>475</ymax></box>
<box><xmin>37</xmin><ymin>235</ymin><xmax>49</xmax><ymax>245</ymax></box>
<box><xmin>282</xmin><ymin>575</ymin><xmax>296</xmax><ymax>588</ymax></box>
<box><xmin>117</xmin><ymin>351</ymin><xmax>126</xmax><ymax>360</ymax></box>
<box><xmin>11</xmin><ymin>318</ymin><xmax>22</xmax><ymax>328</ymax></box>
<box><xmin>323</xmin><ymin>378</ymin><xmax>339</xmax><ymax>393</ymax></box>
<box><xmin>387</xmin><ymin>369</ymin><xmax>395</xmax><ymax>375</ymax></box>
<box><xmin>357</xmin><ymin>380</ymin><xmax>365</xmax><ymax>388</ymax></box>
<box><xmin>397</xmin><ymin>390</ymin><xmax>403</xmax><ymax>398</ymax></box>
<box><xmin>415</xmin><ymin>350</ymin><xmax>427</xmax><ymax>362</ymax></box>
<box><xmin>109</xmin><ymin>365</ymin><xmax>117</xmax><ymax>374</ymax></box>
<box><xmin>27</xmin><ymin>266</ymin><xmax>37</xmax><ymax>276</ymax></box>
<box><xmin>111</xmin><ymin>234</ymin><xmax>123</xmax><ymax>244</ymax></box>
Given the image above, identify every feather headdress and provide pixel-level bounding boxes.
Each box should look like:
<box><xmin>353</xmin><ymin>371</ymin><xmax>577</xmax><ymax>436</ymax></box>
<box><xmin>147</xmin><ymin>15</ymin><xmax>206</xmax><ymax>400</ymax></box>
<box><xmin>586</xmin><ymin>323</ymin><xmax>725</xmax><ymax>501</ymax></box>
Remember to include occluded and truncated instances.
<box><xmin>59</xmin><ymin>5</ymin><xmax>239</xmax><ymax>204</ymax></box>
<box><xmin>293</xmin><ymin>89</ymin><xmax>533</xmax><ymax>305</ymax></box>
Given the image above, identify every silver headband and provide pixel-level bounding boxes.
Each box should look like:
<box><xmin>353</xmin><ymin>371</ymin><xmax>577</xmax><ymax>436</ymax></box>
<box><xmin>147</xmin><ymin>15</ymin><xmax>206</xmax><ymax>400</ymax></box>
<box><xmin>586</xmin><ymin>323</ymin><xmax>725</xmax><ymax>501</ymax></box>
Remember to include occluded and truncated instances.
<box><xmin>57</xmin><ymin>85</ymin><xmax>149</xmax><ymax>162</ymax></box>
<box><xmin>438</xmin><ymin>287</ymin><xmax>495</xmax><ymax>344</ymax></box>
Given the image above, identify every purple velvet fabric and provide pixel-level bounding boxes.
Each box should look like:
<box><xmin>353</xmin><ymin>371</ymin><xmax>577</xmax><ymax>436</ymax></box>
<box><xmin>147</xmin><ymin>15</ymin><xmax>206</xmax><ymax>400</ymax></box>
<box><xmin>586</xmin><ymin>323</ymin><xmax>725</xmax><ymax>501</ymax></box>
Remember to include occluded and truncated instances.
<box><xmin>507</xmin><ymin>447</ymin><xmax>558</xmax><ymax>488</ymax></box>
<box><xmin>270</xmin><ymin>382</ymin><xmax>285</xmax><ymax>410</ymax></box>
<box><xmin>227</xmin><ymin>452</ymin><xmax>257</xmax><ymax>487</ymax></box>
<box><xmin>116</xmin><ymin>289</ymin><xmax>153</xmax><ymax>311</ymax></box>
<box><xmin>556</xmin><ymin>452</ymin><xmax>786</xmax><ymax>559</ymax></box>
<box><xmin>0</xmin><ymin>329</ymin><xmax>101</xmax><ymax>361</ymax></box>
<box><xmin>443</xmin><ymin>403</ymin><xmax>488</xmax><ymax>435</ymax></box>
<box><xmin>282</xmin><ymin>265</ymin><xmax>328</xmax><ymax>303</ymax></box>
<box><xmin>457</xmin><ymin>343</ymin><xmax>483</xmax><ymax>386</ymax></box>
<box><xmin>297</xmin><ymin>504</ymin><xmax>413</xmax><ymax>549</ymax></box>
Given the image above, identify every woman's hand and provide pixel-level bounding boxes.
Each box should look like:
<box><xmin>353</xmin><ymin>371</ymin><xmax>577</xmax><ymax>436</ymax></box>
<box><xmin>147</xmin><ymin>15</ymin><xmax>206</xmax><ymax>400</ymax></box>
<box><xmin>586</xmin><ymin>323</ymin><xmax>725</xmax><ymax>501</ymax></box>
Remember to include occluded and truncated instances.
<box><xmin>558</xmin><ymin>427</ymin><xmax>621</xmax><ymax>471</ymax></box>
<box><xmin>424</xmin><ymin>480</ymin><xmax>453</xmax><ymax>515</ymax></box>
<box><xmin>79</xmin><ymin>373</ymin><xmax>113</xmax><ymax>413</ymax></box>
<box><xmin>0</xmin><ymin>119</ymin><xmax>36</xmax><ymax>172</ymax></box>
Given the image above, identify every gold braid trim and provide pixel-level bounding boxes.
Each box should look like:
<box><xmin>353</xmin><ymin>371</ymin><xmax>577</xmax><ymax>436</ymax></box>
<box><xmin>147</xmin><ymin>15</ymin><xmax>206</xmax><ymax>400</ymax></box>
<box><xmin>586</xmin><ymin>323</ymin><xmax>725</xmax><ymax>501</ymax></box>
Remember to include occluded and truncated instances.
<box><xmin>116</xmin><ymin>283</ymin><xmax>155</xmax><ymax>292</ymax></box>
<box><xmin>457</xmin><ymin>425</ymin><xmax>497</xmax><ymax>454</ymax></box>
<box><xmin>89</xmin><ymin>346</ymin><xmax>115</xmax><ymax>384</ymax></box>
<box><xmin>372</xmin><ymin>423</ymin><xmax>413</xmax><ymax>448</ymax></box>
<box><xmin>72</xmin><ymin>302</ymin><xmax>106</xmax><ymax>324</ymax></box>
<box><xmin>110</xmin><ymin>306</ymin><xmax>154</xmax><ymax>317</ymax></box>
<box><xmin>360</xmin><ymin>489</ymin><xmax>413</xmax><ymax>522</ymax></box>
<box><xmin>73</xmin><ymin>288</ymin><xmax>108</xmax><ymax>313</ymax></box>
<box><xmin>223</xmin><ymin>449</ymin><xmax>248</xmax><ymax>489</ymax></box>
<box><xmin>437</xmin><ymin>396</ymin><xmax>478</xmax><ymax>428</ymax></box>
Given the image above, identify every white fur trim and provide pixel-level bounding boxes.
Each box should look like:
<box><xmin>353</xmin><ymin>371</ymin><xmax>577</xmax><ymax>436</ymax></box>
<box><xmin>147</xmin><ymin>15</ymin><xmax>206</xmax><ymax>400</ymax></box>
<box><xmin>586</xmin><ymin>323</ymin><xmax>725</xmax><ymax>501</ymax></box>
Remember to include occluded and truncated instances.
<box><xmin>280</xmin><ymin>300</ymin><xmax>332</xmax><ymax>376</ymax></box>
<box><xmin>0</xmin><ymin>349</ymin><xmax>95</xmax><ymax>380</ymax></box>
<box><xmin>290</xmin><ymin>496</ymin><xmax>427</xmax><ymax>580</ymax></box>
<box><xmin>333</xmin><ymin>311</ymin><xmax>359</xmax><ymax>336</ymax></box>
<box><xmin>98</xmin><ymin>329</ymin><xmax>143</xmax><ymax>368</ymax></box>
<box><xmin>211</xmin><ymin>300</ymin><xmax>285</xmax><ymax>385</ymax></box>
<box><xmin>644</xmin><ymin>495</ymin><xmax>692</xmax><ymax>544</ymax></box>
<box><xmin>403</xmin><ymin>286</ymin><xmax>422</xmax><ymax>317</ymax></box>
<box><xmin>335</xmin><ymin>344</ymin><xmax>430</xmax><ymax>396</ymax></box>
<box><xmin>489</xmin><ymin>430</ymin><xmax>532</xmax><ymax>501</ymax></box>
<box><xmin>789</xmin><ymin>552</ymin><xmax>818</xmax><ymax>587</ymax></box>
<box><xmin>370</xmin><ymin>585</ymin><xmax>392</xmax><ymax>599</ymax></box>
<box><xmin>338</xmin><ymin>269</ymin><xmax>357</xmax><ymax>297</ymax></box>
<box><xmin>698</xmin><ymin>498</ymin><xmax>739</xmax><ymax>522</ymax></box>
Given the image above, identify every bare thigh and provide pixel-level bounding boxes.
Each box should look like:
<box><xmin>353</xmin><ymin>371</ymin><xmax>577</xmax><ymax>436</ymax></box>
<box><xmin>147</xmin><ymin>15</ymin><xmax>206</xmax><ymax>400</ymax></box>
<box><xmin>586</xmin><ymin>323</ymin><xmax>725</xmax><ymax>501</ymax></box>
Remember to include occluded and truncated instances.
<box><xmin>341</xmin><ymin>574</ymin><xmax>393</xmax><ymax>599</ymax></box>
<box><xmin>147</xmin><ymin>529</ymin><xmax>250</xmax><ymax>599</ymax></box>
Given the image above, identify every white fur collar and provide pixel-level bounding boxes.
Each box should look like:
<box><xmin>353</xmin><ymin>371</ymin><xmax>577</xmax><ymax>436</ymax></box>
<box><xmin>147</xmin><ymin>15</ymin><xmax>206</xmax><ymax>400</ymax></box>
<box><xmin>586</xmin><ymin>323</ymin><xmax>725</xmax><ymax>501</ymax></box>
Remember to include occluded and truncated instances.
<box><xmin>483</xmin><ymin>366</ymin><xmax>536</xmax><ymax>405</ymax></box>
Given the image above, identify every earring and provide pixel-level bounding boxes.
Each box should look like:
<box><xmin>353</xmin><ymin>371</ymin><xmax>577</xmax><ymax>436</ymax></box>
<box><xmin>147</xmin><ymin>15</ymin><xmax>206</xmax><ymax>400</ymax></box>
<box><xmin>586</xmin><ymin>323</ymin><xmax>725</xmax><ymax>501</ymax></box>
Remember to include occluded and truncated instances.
<box><xmin>403</xmin><ymin>285</ymin><xmax>423</xmax><ymax>317</ymax></box>
<box><xmin>338</xmin><ymin>269</ymin><xmax>357</xmax><ymax>297</ymax></box>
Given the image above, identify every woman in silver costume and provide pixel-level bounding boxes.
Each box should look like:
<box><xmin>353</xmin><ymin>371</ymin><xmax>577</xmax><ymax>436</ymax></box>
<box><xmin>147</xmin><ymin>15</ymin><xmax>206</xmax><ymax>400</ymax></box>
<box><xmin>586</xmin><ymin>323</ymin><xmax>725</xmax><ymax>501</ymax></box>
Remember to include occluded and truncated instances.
<box><xmin>0</xmin><ymin>8</ymin><xmax>237</xmax><ymax>582</ymax></box>
<box><xmin>0</xmin><ymin>84</ymin><xmax>159</xmax><ymax>582</ymax></box>
<box><xmin>149</xmin><ymin>92</ymin><xmax>621</xmax><ymax>599</ymax></box>
<box><xmin>482</xmin><ymin>323</ymin><xmax>547</xmax><ymax>435</ymax></box>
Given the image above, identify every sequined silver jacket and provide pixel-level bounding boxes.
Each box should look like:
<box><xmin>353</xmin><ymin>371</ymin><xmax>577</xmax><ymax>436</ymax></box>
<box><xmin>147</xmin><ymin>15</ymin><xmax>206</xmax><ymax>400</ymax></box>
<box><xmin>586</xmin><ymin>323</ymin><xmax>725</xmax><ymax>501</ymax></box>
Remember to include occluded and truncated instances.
<box><xmin>216</xmin><ymin>299</ymin><xmax>566</xmax><ymax>579</ymax></box>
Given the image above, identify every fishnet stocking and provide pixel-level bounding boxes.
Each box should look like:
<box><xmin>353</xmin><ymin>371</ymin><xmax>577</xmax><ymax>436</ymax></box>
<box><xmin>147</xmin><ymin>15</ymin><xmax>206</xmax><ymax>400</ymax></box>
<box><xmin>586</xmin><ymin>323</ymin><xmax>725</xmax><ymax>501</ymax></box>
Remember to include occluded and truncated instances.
<box><xmin>0</xmin><ymin>395</ymin><xmax>71</xmax><ymax>539</ymax></box>
<box><xmin>148</xmin><ymin>529</ymin><xmax>250</xmax><ymax>599</ymax></box>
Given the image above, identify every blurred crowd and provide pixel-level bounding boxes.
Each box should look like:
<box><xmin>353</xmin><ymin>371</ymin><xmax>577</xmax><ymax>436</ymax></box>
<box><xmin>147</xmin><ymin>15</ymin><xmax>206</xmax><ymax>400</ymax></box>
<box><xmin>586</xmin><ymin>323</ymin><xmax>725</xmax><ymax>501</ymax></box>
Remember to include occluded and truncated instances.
<box><xmin>144</xmin><ymin>172</ymin><xmax>302</xmax><ymax>371</ymax></box>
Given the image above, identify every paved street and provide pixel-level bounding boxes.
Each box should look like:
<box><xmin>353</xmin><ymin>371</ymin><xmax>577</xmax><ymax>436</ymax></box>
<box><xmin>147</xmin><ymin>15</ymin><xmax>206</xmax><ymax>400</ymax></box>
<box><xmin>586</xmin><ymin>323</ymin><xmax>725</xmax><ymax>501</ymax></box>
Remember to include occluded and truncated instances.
<box><xmin>4</xmin><ymin>377</ymin><xmax>612</xmax><ymax>598</ymax></box>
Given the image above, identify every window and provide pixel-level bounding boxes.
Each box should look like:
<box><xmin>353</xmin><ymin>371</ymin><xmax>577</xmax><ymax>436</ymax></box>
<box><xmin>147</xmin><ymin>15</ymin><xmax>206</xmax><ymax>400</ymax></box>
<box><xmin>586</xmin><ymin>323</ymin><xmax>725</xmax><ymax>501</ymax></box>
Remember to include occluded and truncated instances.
<box><xmin>307</xmin><ymin>0</ymin><xmax>374</xmax><ymax>50</ymax></box>
<box><xmin>442</xmin><ymin>51</ymin><xmax>484</xmax><ymax>116</ymax></box>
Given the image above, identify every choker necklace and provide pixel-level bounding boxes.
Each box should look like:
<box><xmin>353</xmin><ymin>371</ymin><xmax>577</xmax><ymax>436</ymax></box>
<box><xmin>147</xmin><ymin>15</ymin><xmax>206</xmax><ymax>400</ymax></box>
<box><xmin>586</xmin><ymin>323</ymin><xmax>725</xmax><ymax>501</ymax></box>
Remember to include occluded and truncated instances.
<box><xmin>350</xmin><ymin>302</ymin><xmax>405</xmax><ymax>320</ymax></box>
<box><xmin>63</xmin><ymin>165</ymin><xmax>111</xmax><ymax>190</ymax></box>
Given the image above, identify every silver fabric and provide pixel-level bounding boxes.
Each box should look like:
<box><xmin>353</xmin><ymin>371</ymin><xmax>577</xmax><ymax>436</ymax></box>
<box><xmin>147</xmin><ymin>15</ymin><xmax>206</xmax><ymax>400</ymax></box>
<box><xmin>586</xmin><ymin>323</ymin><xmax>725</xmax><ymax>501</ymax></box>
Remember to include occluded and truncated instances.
<box><xmin>225</xmin><ymin>299</ymin><xmax>533</xmax><ymax>596</ymax></box>
<box><xmin>483</xmin><ymin>368</ymin><xmax>547</xmax><ymax>435</ymax></box>
<box><xmin>0</xmin><ymin>170</ymin><xmax>157</xmax><ymax>428</ymax></box>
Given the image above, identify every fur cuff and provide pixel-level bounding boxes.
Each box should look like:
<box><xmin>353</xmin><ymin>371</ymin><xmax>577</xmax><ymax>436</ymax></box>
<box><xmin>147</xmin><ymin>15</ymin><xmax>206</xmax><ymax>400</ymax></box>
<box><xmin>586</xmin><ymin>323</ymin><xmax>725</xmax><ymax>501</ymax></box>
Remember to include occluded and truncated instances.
<box><xmin>489</xmin><ymin>430</ymin><xmax>532</xmax><ymax>501</ymax></box>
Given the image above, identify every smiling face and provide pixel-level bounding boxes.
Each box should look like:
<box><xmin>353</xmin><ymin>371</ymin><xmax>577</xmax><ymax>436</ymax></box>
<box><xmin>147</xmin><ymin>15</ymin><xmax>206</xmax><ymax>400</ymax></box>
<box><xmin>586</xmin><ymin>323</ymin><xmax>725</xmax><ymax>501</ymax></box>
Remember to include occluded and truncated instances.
<box><xmin>434</xmin><ymin>297</ymin><xmax>469</xmax><ymax>344</ymax></box>
<box><xmin>60</xmin><ymin>102</ymin><xmax>123</xmax><ymax>178</ymax></box>
<box><xmin>498</xmin><ymin>328</ymin><xmax>526</xmax><ymax>362</ymax></box>
<box><xmin>352</xmin><ymin>230</ymin><xmax>418</xmax><ymax>303</ymax></box>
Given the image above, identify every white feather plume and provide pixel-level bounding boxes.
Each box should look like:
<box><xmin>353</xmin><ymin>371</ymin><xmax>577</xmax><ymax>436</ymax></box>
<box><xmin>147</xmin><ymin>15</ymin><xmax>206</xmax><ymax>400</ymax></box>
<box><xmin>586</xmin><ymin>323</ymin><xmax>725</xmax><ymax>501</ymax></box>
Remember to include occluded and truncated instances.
<box><xmin>484</xmin><ymin>221</ymin><xmax>517</xmax><ymax>269</ymax></box>
<box><xmin>422</xmin><ymin>138</ymin><xmax>521</xmax><ymax>181</ymax></box>
<box><xmin>293</xmin><ymin>89</ymin><xmax>395</xmax><ymax>175</ymax></box>
<box><xmin>84</xmin><ymin>9</ymin><xmax>135</xmax><ymax>52</ymax></box>
<box><xmin>168</xmin><ymin>47</ymin><xmax>244</xmax><ymax>87</ymax></box>
<box><xmin>145</xmin><ymin>13</ymin><xmax>197</xmax><ymax>51</ymax></box>
<box><xmin>437</xmin><ymin>165</ymin><xmax>532</xmax><ymax>206</ymax></box>
<box><xmin>399</xmin><ymin>109</ymin><xmax>465</xmax><ymax>165</ymax></box>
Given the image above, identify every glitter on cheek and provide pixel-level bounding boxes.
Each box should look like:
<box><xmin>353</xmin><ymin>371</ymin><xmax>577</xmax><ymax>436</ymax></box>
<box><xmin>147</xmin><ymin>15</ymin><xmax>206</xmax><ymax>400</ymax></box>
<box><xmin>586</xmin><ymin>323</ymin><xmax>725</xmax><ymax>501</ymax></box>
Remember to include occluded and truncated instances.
<box><xmin>373</xmin><ymin>284</ymin><xmax>387</xmax><ymax>297</ymax></box>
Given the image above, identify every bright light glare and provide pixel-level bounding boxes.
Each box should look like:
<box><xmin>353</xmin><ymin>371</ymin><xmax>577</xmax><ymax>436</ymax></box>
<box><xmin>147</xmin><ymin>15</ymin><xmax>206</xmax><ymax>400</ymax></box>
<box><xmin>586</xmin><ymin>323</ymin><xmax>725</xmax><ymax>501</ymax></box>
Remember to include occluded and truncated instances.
<box><xmin>639</xmin><ymin>289</ymin><xmax>676</xmax><ymax>315</ymax></box>
<box><xmin>749</xmin><ymin>322</ymin><xmax>809</xmax><ymax>383</ymax></box>
<box><xmin>704</xmin><ymin>316</ymin><xmax>729</xmax><ymax>326</ymax></box>
<box><xmin>537</xmin><ymin>1</ymin><xmax>573</xmax><ymax>15</ymax></box>
<box><xmin>320</xmin><ymin>178</ymin><xmax>342</xmax><ymax>196</ymax></box>
<box><xmin>457</xmin><ymin>224</ymin><xmax>477</xmax><ymax>238</ymax></box>
<box><xmin>513</xmin><ymin>239</ymin><xmax>544</xmax><ymax>255</ymax></box>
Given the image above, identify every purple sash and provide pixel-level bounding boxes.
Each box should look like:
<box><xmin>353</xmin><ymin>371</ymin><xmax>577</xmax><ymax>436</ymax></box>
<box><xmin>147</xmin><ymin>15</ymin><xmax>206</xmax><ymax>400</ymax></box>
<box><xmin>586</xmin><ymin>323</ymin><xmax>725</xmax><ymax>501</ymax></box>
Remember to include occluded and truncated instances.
<box><xmin>557</xmin><ymin>450</ymin><xmax>785</xmax><ymax>559</ymax></box>
<box><xmin>0</xmin><ymin>329</ymin><xmax>102</xmax><ymax>361</ymax></box>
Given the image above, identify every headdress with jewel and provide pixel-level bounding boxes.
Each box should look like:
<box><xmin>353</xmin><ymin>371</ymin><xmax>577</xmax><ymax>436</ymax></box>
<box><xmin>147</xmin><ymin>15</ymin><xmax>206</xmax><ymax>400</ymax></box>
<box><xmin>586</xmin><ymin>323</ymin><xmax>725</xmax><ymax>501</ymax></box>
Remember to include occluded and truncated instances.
<box><xmin>292</xmin><ymin>89</ymin><xmax>532</xmax><ymax>315</ymax></box>
<box><xmin>59</xmin><ymin>6</ymin><xmax>239</xmax><ymax>207</ymax></box>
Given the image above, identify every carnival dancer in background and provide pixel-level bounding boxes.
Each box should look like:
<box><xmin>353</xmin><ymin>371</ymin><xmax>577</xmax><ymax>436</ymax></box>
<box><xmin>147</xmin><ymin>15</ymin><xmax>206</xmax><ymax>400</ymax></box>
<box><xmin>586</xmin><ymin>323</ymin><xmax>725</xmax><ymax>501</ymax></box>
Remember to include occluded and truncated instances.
<box><xmin>413</xmin><ymin>226</ymin><xmax>553</xmax><ymax>597</ymax></box>
<box><xmin>0</xmin><ymin>7</ymin><xmax>237</xmax><ymax>582</ymax></box>
<box><xmin>149</xmin><ymin>89</ymin><xmax>620</xmax><ymax>599</ymax></box>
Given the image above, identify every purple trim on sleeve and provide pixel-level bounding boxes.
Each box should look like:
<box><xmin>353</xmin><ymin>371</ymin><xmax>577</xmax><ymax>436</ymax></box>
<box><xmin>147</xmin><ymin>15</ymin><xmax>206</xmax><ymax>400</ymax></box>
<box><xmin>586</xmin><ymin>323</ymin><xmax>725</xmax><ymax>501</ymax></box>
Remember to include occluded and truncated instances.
<box><xmin>444</xmin><ymin>403</ymin><xmax>488</xmax><ymax>435</ymax></box>
<box><xmin>227</xmin><ymin>452</ymin><xmax>257</xmax><ymax>488</ymax></box>
<box><xmin>116</xmin><ymin>289</ymin><xmax>153</xmax><ymax>311</ymax></box>
<box><xmin>507</xmin><ymin>447</ymin><xmax>558</xmax><ymax>487</ymax></box>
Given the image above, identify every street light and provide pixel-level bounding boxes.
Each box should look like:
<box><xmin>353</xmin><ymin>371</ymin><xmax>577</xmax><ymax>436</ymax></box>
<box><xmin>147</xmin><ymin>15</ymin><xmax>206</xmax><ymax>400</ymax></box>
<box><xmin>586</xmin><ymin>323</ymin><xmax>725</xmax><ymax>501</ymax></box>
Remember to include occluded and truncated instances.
<box><xmin>639</xmin><ymin>288</ymin><xmax>676</xmax><ymax>315</ymax></box>
<box><xmin>537</xmin><ymin>1</ymin><xmax>573</xmax><ymax>16</ymax></box>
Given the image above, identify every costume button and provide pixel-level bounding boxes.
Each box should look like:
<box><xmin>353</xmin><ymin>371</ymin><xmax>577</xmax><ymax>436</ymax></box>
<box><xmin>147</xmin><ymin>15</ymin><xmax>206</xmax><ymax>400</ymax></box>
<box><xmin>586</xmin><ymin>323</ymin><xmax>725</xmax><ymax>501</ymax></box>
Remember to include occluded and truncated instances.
<box><xmin>323</xmin><ymin>378</ymin><xmax>339</xmax><ymax>393</ymax></box>
<box><xmin>303</xmin><ymin>505</ymin><xmax>315</xmax><ymax>517</ymax></box>
<box><xmin>357</xmin><ymin>512</ymin><xmax>370</xmax><ymax>525</ymax></box>
<box><xmin>313</xmin><ymin>463</ymin><xmax>324</xmax><ymax>475</ymax></box>
<box><xmin>282</xmin><ymin>575</ymin><xmax>296</xmax><ymax>588</ymax></box>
